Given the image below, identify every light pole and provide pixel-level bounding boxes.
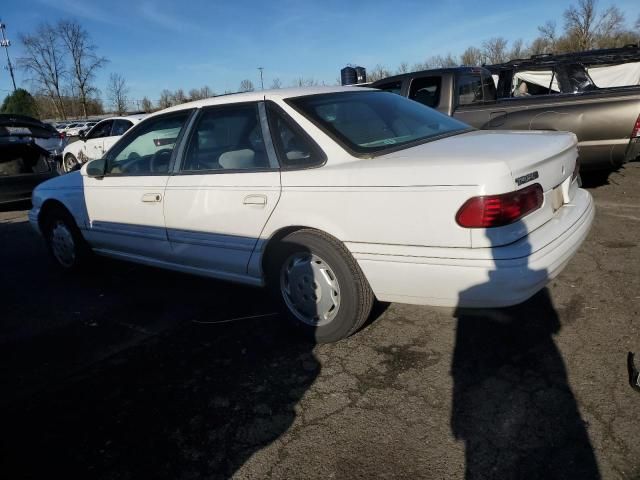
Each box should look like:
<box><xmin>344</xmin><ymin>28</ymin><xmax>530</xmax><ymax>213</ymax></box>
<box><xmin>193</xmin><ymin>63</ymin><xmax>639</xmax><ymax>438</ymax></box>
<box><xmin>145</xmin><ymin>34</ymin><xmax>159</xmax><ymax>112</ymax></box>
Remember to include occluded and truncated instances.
<box><xmin>0</xmin><ymin>21</ymin><xmax>17</xmax><ymax>92</ymax></box>
<box><xmin>258</xmin><ymin>67</ymin><xmax>264</xmax><ymax>90</ymax></box>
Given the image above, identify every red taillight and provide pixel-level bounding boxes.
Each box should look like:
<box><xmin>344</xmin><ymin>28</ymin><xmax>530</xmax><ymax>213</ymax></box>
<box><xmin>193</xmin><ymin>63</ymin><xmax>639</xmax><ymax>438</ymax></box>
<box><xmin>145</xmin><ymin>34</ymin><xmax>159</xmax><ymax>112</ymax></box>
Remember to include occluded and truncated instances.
<box><xmin>59</xmin><ymin>132</ymin><xmax>66</xmax><ymax>139</ymax></box>
<box><xmin>456</xmin><ymin>183</ymin><xmax>544</xmax><ymax>228</ymax></box>
<box><xmin>631</xmin><ymin>114</ymin><xmax>640</xmax><ymax>138</ymax></box>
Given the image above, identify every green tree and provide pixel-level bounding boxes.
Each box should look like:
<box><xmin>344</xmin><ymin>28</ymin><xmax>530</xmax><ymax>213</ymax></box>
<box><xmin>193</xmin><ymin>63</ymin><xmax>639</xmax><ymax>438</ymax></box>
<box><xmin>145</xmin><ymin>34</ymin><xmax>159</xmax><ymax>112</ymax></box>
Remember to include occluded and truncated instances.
<box><xmin>0</xmin><ymin>88</ymin><xmax>39</xmax><ymax>118</ymax></box>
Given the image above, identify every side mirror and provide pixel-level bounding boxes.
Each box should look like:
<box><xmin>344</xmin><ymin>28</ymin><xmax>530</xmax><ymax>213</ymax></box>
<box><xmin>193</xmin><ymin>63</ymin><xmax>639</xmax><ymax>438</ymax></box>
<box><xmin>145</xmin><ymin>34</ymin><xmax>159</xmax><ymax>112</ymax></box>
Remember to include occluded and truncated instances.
<box><xmin>84</xmin><ymin>158</ymin><xmax>106</xmax><ymax>178</ymax></box>
<box><xmin>78</xmin><ymin>130</ymin><xmax>86</xmax><ymax>141</ymax></box>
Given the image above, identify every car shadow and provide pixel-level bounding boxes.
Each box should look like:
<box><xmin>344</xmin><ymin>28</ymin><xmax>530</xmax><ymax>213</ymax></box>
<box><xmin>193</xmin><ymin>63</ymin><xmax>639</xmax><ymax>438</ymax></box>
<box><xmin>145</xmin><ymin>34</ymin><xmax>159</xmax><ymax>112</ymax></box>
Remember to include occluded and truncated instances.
<box><xmin>451</xmin><ymin>226</ymin><xmax>600</xmax><ymax>478</ymax></box>
<box><xmin>0</xmin><ymin>219</ymin><xmax>323</xmax><ymax>479</ymax></box>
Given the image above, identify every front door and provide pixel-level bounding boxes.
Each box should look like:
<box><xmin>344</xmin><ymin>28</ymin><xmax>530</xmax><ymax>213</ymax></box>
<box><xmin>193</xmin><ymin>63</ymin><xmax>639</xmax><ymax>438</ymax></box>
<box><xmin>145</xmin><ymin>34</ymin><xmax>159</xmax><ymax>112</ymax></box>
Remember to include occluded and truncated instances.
<box><xmin>79</xmin><ymin>119</ymin><xmax>112</xmax><ymax>163</ymax></box>
<box><xmin>83</xmin><ymin>111</ymin><xmax>193</xmax><ymax>261</ymax></box>
<box><xmin>163</xmin><ymin>102</ymin><xmax>281</xmax><ymax>277</ymax></box>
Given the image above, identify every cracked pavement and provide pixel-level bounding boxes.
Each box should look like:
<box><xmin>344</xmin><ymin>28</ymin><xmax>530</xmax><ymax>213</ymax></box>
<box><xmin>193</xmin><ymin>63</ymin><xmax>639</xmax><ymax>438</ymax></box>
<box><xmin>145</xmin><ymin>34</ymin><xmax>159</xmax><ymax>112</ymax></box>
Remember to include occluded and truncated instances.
<box><xmin>1</xmin><ymin>164</ymin><xmax>639</xmax><ymax>479</ymax></box>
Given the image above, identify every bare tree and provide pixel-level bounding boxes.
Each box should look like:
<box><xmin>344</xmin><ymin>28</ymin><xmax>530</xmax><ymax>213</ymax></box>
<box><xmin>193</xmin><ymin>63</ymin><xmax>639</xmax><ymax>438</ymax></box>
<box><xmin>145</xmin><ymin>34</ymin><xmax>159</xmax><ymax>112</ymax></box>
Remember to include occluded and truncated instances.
<box><xmin>508</xmin><ymin>39</ymin><xmax>528</xmax><ymax>60</ymax></box>
<box><xmin>171</xmin><ymin>88</ymin><xmax>187</xmax><ymax>104</ymax></box>
<box><xmin>482</xmin><ymin>37</ymin><xmax>509</xmax><ymax>64</ymax></box>
<box><xmin>292</xmin><ymin>77</ymin><xmax>319</xmax><ymax>87</ymax></box>
<box><xmin>537</xmin><ymin>20</ymin><xmax>558</xmax><ymax>52</ymax></box>
<box><xmin>563</xmin><ymin>0</ymin><xmax>624</xmax><ymax>50</ymax></box>
<box><xmin>18</xmin><ymin>23</ymin><xmax>68</xmax><ymax>119</ymax></box>
<box><xmin>270</xmin><ymin>78</ymin><xmax>282</xmax><ymax>89</ymax></box>
<box><xmin>158</xmin><ymin>89</ymin><xmax>172</xmax><ymax>109</ymax></box>
<box><xmin>367</xmin><ymin>64</ymin><xmax>392</xmax><ymax>82</ymax></box>
<box><xmin>187</xmin><ymin>86</ymin><xmax>213</xmax><ymax>101</ymax></box>
<box><xmin>425</xmin><ymin>54</ymin><xmax>458</xmax><ymax>68</ymax></box>
<box><xmin>396</xmin><ymin>62</ymin><xmax>410</xmax><ymax>74</ymax></box>
<box><xmin>141</xmin><ymin>97</ymin><xmax>153</xmax><ymax>112</ymax></box>
<box><xmin>460</xmin><ymin>47</ymin><xmax>483</xmax><ymax>66</ymax></box>
<box><xmin>107</xmin><ymin>73</ymin><xmax>129</xmax><ymax>115</ymax></box>
<box><xmin>57</xmin><ymin>20</ymin><xmax>107</xmax><ymax>119</ymax></box>
<box><xmin>239</xmin><ymin>79</ymin><xmax>254</xmax><ymax>92</ymax></box>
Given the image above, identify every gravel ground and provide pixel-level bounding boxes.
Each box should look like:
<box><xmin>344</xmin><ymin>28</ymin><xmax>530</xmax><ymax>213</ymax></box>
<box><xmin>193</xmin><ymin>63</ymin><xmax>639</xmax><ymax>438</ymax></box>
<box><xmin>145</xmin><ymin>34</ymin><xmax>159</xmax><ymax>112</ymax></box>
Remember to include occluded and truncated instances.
<box><xmin>0</xmin><ymin>164</ymin><xmax>639</xmax><ymax>479</ymax></box>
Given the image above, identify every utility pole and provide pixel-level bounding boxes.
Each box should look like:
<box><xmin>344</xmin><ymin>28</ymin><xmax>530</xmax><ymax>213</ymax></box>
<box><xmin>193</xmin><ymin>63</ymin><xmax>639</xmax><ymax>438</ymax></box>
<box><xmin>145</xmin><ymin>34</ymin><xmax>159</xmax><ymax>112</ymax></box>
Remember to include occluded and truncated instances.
<box><xmin>258</xmin><ymin>67</ymin><xmax>264</xmax><ymax>90</ymax></box>
<box><xmin>0</xmin><ymin>21</ymin><xmax>17</xmax><ymax>92</ymax></box>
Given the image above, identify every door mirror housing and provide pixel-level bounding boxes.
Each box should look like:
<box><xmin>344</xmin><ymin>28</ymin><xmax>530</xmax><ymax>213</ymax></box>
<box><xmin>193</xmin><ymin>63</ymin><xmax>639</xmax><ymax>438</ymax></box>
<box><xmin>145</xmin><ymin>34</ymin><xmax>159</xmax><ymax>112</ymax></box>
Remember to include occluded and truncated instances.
<box><xmin>78</xmin><ymin>130</ymin><xmax>86</xmax><ymax>141</ymax></box>
<box><xmin>84</xmin><ymin>158</ymin><xmax>106</xmax><ymax>178</ymax></box>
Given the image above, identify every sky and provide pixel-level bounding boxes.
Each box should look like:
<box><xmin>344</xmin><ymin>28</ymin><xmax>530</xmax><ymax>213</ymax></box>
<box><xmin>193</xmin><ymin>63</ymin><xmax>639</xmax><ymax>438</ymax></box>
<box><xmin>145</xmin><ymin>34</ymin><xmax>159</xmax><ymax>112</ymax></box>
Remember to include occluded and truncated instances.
<box><xmin>1</xmin><ymin>0</ymin><xmax>638</xmax><ymax>105</ymax></box>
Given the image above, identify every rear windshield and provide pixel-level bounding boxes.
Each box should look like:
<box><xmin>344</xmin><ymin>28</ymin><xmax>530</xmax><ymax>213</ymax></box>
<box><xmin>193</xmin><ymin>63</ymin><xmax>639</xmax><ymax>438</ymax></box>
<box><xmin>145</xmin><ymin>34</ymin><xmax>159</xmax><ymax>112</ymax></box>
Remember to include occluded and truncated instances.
<box><xmin>288</xmin><ymin>91</ymin><xmax>470</xmax><ymax>155</ymax></box>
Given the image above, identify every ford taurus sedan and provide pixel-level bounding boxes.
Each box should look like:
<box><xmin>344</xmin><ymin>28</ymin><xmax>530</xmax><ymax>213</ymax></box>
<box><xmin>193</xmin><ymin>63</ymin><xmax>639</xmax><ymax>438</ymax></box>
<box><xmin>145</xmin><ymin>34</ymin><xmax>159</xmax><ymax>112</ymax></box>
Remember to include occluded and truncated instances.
<box><xmin>29</xmin><ymin>86</ymin><xmax>594</xmax><ymax>342</ymax></box>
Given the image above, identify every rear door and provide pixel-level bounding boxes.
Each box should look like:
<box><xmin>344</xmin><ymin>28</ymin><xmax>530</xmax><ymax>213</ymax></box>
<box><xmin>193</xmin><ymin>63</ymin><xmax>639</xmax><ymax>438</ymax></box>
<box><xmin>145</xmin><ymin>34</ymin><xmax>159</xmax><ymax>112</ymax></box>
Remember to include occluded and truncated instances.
<box><xmin>163</xmin><ymin>102</ymin><xmax>281</xmax><ymax>276</ymax></box>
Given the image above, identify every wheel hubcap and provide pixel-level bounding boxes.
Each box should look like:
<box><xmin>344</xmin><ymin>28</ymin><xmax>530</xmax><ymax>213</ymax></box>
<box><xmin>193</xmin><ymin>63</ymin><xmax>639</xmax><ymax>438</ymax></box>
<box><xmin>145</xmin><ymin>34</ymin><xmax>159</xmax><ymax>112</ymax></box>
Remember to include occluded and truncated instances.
<box><xmin>280</xmin><ymin>253</ymin><xmax>341</xmax><ymax>326</ymax></box>
<box><xmin>64</xmin><ymin>156</ymin><xmax>77</xmax><ymax>172</ymax></box>
<box><xmin>50</xmin><ymin>221</ymin><xmax>76</xmax><ymax>268</ymax></box>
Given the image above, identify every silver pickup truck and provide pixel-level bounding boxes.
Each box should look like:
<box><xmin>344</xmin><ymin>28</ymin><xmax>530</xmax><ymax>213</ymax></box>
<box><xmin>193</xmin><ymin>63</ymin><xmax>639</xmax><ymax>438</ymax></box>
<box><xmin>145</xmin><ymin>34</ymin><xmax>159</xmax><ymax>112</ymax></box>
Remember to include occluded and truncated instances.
<box><xmin>371</xmin><ymin>65</ymin><xmax>640</xmax><ymax>171</ymax></box>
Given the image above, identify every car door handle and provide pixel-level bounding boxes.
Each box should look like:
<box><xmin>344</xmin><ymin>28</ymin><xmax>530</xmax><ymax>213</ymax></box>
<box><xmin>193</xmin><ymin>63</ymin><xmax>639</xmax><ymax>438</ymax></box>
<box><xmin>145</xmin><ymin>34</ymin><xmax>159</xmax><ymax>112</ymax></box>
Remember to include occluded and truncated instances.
<box><xmin>142</xmin><ymin>193</ymin><xmax>162</xmax><ymax>203</ymax></box>
<box><xmin>243</xmin><ymin>194</ymin><xmax>267</xmax><ymax>206</ymax></box>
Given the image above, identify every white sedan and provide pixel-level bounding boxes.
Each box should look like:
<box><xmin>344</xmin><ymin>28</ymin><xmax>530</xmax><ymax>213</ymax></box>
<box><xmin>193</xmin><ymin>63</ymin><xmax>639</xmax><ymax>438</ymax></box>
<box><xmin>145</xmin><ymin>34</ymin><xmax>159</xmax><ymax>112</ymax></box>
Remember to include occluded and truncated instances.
<box><xmin>29</xmin><ymin>86</ymin><xmax>594</xmax><ymax>343</ymax></box>
<box><xmin>61</xmin><ymin>115</ymin><xmax>145</xmax><ymax>173</ymax></box>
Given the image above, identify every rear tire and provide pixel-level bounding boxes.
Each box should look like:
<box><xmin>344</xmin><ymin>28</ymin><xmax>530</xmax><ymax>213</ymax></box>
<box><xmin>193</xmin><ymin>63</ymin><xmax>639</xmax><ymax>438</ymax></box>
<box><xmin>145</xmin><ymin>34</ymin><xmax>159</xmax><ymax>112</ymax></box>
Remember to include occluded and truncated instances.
<box><xmin>266</xmin><ymin>229</ymin><xmax>374</xmax><ymax>343</ymax></box>
<box><xmin>41</xmin><ymin>206</ymin><xmax>91</xmax><ymax>271</ymax></box>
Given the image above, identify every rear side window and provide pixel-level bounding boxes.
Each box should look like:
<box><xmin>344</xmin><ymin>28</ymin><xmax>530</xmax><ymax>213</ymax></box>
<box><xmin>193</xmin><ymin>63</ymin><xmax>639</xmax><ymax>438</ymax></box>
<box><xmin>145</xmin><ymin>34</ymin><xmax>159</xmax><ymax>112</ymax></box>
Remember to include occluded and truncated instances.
<box><xmin>182</xmin><ymin>104</ymin><xmax>271</xmax><ymax>172</ymax></box>
<box><xmin>267</xmin><ymin>103</ymin><xmax>324</xmax><ymax>169</ymax></box>
<box><xmin>457</xmin><ymin>74</ymin><xmax>484</xmax><ymax>106</ymax></box>
<box><xmin>409</xmin><ymin>76</ymin><xmax>441</xmax><ymax>108</ymax></box>
<box><xmin>375</xmin><ymin>80</ymin><xmax>403</xmax><ymax>95</ymax></box>
<box><xmin>111</xmin><ymin>120</ymin><xmax>133</xmax><ymax>136</ymax></box>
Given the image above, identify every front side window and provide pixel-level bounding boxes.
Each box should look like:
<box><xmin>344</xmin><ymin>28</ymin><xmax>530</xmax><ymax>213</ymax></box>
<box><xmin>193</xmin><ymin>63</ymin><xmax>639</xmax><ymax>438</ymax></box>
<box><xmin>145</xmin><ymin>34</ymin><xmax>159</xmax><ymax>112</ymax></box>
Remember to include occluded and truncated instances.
<box><xmin>111</xmin><ymin>119</ymin><xmax>133</xmax><ymax>136</ymax></box>
<box><xmin>106</xmin><ymin>112</ymin><xmax>191</xmax><ymax>175</ymax></box>
<box><xmin>288</xmin><ymin>91</ymin><xmax>470</xmax><ymax>156</ymax></box>
<box><xmin>409</xmin><ymin>76</ymin><xmax>441</xmax><ymax>108</ymax></box>
<box><xmin>182</xmin><ymin>104</ymin><xmax>271</xmax><ymax>172</ymax></box>
<box><xmin>457</xmin><ymin>74</ymin><xmax>484</xmax><ymax>105</ymax></box>
<box><xmin>87</xmin><ymin>120</ymin><xmax>113</xmax><ymax>140</ymax></box>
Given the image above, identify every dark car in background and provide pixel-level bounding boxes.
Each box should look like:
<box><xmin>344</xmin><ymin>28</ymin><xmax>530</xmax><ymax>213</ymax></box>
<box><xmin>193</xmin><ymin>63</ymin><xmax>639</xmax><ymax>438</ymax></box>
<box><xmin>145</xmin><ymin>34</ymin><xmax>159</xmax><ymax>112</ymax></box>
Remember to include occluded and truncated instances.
<box><xmin>0</xmin><ymin>114</ymin><xmax>65</xmax><ymax>204</ymax></box>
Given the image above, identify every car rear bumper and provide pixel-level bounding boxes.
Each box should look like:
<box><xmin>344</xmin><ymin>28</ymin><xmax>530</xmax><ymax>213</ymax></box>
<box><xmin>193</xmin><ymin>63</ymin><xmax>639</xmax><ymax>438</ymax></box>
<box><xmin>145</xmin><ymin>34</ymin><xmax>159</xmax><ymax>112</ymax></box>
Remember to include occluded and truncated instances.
<box><xmin>350</xmin><ymin>187</ymin><xmax>594</xmax><ymax>308</ymax></box>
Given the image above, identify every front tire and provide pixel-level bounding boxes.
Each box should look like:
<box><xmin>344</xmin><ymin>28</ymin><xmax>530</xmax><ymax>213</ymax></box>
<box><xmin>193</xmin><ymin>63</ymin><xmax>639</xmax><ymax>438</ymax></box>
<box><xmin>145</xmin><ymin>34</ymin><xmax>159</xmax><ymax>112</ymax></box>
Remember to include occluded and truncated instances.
<box><xmin>42</xmin><ymin>206</ymin><xmax>90</xmax><ymax>271</ymax></box>
<box><xmin>266</xmin><ymin>229</ymin><xmax>374</xmax><ymax>343</ymax></box>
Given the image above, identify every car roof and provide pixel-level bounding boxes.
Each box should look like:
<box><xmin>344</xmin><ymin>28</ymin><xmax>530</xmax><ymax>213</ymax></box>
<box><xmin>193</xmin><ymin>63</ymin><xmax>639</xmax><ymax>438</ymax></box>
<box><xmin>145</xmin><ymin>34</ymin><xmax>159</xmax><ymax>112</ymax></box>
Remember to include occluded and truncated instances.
<box><xmin>96</xmin><ymin>114</ymin><xmax>146</xmax><ymax>124</ymax></box>
<box><xmin>150</xmin><ymin>86</ymin><xmax>377</xmax><ymax>117</ymax></box>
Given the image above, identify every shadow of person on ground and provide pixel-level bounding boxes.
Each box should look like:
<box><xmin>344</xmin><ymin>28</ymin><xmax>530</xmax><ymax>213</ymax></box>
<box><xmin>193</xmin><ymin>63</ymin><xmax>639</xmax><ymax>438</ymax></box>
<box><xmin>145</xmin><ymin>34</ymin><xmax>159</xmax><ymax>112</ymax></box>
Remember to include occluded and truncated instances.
<box><xmin>0</xmin><ymin>240</ymin><xmax>322</xmax><ymax>479</ymax></box>
<box><xmin>451</xmin><ymin>227</ymin><xmax>600</xmax><ymax>479</ymax></box>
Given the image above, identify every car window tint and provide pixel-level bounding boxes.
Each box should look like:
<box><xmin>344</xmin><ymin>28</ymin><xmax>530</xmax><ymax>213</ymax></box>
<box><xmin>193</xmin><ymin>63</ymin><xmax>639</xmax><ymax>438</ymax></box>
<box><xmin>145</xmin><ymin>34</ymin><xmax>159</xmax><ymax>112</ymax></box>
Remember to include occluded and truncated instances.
<box><xmin>87</xmin><ymin>120</ymin><xmax>113</xmax><ymax>139</ymax></box>
<box><xmin>409</xmin><ymin>76</ymin><xmax>441</xmax><ymax>108</ymax></box>
<box><xmin>182</xmin><ymin>104</ymin><xmax>270</xmax><ymax>172</ymax></box>
<box><xmin>111</xmin><ymin>119</ymin><xmax>133</xmax><ymax>136</ymax></box>
<box><xmin>267</xmin><ymin>104</ymin><xmax>324</xmax><ymax>168</ymax></box>
<box><xmin>375</xmin><ymin>80</ymin><xmax>403</xmax><ymax>95</ymax></box>
<box><xmin>106</xmin><ymin>112</ymin><xmax>190</xmax><ymax>175</ymax></box>
<box><xmin>457</xmin><ymin>74</ymin><xmax>484</xmax><ymax>106</ymax></box>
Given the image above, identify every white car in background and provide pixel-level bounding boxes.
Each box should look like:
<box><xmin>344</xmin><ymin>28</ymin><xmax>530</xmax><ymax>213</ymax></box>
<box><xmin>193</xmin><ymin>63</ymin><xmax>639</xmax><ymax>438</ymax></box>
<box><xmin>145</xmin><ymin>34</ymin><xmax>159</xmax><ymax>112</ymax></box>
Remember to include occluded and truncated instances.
<box><xmin>60</xmin><ymin>115</ymin><xmax>145</xmax><ymax>172</ymax></box>
<box><xmin>66</xmin><ymin>121</ymin><xmax>97</xmax><ymax>137</ymax></box>
<box><xmin>30</xmin><ymin>87</ymin><xmax>593</xmax><ymax>343</ymax></box>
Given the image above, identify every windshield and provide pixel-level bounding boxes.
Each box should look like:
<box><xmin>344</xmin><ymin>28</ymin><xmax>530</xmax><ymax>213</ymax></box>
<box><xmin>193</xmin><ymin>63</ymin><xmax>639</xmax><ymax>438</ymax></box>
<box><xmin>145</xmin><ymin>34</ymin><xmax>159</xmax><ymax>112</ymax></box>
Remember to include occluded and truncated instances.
<box><xmin>288</xmin><ymin>91</ymin><xmax>470</xmax><ymax>155</ymax></box>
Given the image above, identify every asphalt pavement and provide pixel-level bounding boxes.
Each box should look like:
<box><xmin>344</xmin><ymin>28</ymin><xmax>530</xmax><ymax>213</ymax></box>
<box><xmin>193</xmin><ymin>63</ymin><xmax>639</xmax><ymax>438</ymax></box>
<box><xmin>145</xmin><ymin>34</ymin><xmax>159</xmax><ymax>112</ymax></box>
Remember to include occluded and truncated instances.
<box><xmin>1</xmin><ymin>164</ymin><xmax>639</xmax><ymax>479</ymax></box>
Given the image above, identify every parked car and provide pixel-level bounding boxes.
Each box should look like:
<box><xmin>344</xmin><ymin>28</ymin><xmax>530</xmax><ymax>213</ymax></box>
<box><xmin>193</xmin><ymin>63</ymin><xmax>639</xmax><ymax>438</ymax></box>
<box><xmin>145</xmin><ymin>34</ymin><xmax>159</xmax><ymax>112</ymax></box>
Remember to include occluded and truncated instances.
<box><xmin>30</xmin><ymin>87</ymin><xmax>593</xmax><ymax>342</ymax></box>
<box><xmin>0</xmin><ymin>114</ymin><xmax>62</xmax><ymax>204</ymax></box>
<box><xmin>60</xmin><ymin>115</ymin><xmax>145</xmax><ymax>172</ymax></box>
<box><xmin>66</xmin><ymin>121</ymin><xmax>97</xmax><ymax>137</ymax></box>
<box><xmin>370</xmin><ymin>65</ymin><xmax>640</xmax><ymax>171</ymax></box>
